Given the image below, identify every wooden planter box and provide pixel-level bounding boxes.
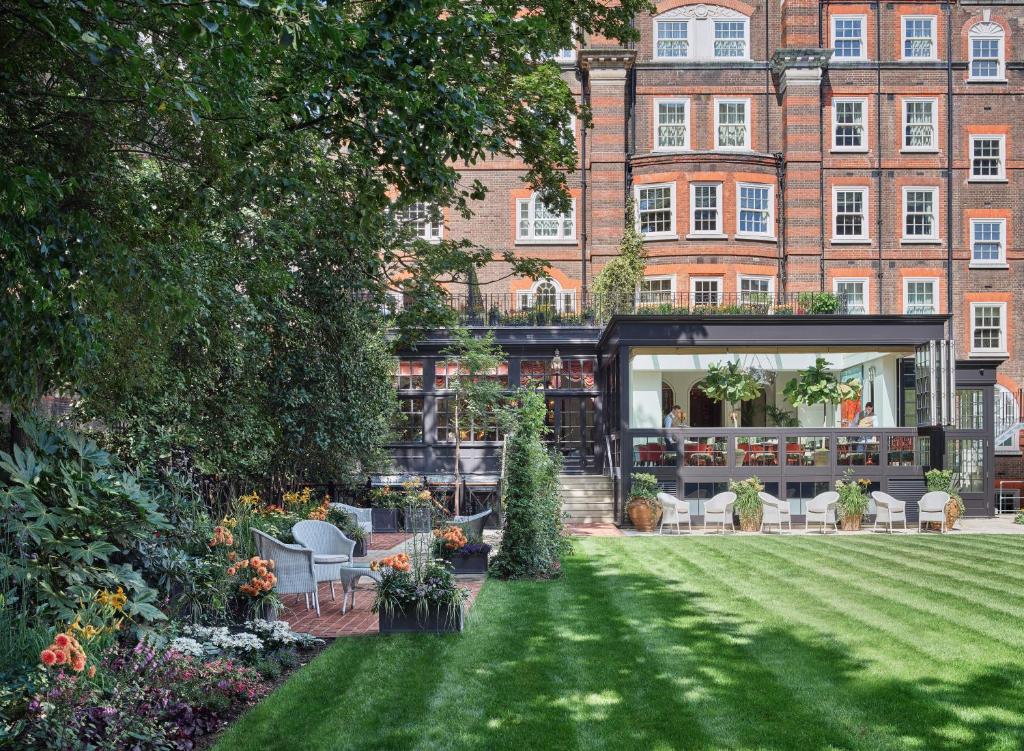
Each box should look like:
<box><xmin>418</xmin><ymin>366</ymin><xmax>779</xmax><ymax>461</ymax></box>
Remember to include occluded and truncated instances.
<box><xmin>371</xmin><ymin>508</ymin><xmax>399</xmax><ymax>533</ymax></box>
<box><xmin>441</xmin><ymin>550</ymin><xmax>489</xmax><ymax>574</ymax></box>
<box><xmin>379</xmin><ymin>602</ymin><xmax>465</xmax><ymax>634</ymax></box>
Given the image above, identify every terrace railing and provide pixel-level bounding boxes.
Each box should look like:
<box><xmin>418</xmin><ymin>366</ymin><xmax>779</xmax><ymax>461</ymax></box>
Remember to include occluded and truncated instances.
<box><xmin>438</xmin><ymin>291</ymin><xmax>874</xmax><ymax>327</ymax></box>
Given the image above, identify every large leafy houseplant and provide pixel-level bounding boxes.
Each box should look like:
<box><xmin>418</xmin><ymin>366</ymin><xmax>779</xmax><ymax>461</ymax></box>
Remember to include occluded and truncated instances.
<box><xmin>729</xmin><ymin>477</ymin><xmax>764</xmax><ymax>532</ymax></box>
<box><xmin>700</xmin><ymin>362</ymin><xmax>765</xmax><ymax>404</ymax></box>
<box><xmin>783</xmin><ymin>357</ymin><xmax>862</xmax><ymax>426</ymax></box>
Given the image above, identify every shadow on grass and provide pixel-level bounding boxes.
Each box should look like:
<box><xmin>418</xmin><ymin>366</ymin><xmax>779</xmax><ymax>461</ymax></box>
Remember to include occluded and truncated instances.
<box><xmin>215</xmin><ymin>546</ymin><xmax>1024</xmax><ymax>751</ymax></box>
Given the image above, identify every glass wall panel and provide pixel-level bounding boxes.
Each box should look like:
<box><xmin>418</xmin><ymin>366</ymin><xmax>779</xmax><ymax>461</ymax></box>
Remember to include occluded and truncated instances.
<box><xmin>836</xmin><ymin>435</ymin><xmax>880</xmax><ymax>466</ymax></box>
<box><xmin>735</xmin><ymin>436</ymin><xmax>779</xmax><ymax>466</ymax></box>
<box><xmin>682</xmin><ymin>437</ymin><xmax>728</xmax><ymax>466</ymax></box>
<box><xmin>955</xmin><ymin>389</ymin><xmax>985</xmax><ymax>430</ymax></box>
<box><xmin>948</xmin><ymin>439</ymin><xmax>985</xmax><ymax>493</ymax></box>
<box><xmin>887</xmin><ymin>435</ymin><xmax>917</xmax><ymax>467</ymax></box>
<box><xmin>632</xmin><ymin>437</ymin><xmax>677</xmax><ymax>467</ymax></box>
<box><xmin>784</xmin><ymin>437</ymin><xmax>831</xmax><ymax>466</ymax></box>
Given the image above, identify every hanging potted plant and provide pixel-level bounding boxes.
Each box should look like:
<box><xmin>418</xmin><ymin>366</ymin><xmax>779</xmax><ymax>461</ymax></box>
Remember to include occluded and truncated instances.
<box><xmin>699</xmin><ymin>361</ymin><xmax>765</xmax><ymax>427</ymax></box>
<box><xmin>835</xmin><ymin>470</ymin><xmax>870</xmax><ymax>530</ymax></box>
<box><xmin>782</xmin><ymin>357</ymin><xmax>861</xmax><ymax>427</ymax></box>
<box><xmin>729</xmin><ymin>476</ymin><xmax>764</xmax><ymax>531</ymax></box>
<box><xmin>925</xmin><ymin>469</ymin><xmax>966</xmax><ymax>530</ymax></box>
<box><xmin>626</xmin><ymin>473</ymin><xmax>662</xmax><ymax>532</ymax></box>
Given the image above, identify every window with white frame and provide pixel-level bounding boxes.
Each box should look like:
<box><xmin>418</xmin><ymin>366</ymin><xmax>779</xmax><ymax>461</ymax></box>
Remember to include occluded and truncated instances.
<box><xmin>903</xmin><ymin>99</ymin><xmax>937</xmax><ymax>150</ymax></box>
<box><xmin>832</xmin><ymin>187</ymin><xmax>869</xmax><ymax>241</ymax></box>
<box><xmin>516</xmin><ymin>194</ymin><xmax>575</xmax><ymax>242</ymax></box>
<box><xmin>637</xmin><ymin>276</ymin><xmax>675</xmax><ymax>306</ymax></box>
<box><xmin>635</xmin><ymin>184</ymin><xmax>676</xmax><ymax>238</ymax></box>
<box><xmin>553</xmin><ymin>46</ymin><xmax>576</xmax><ymax>62</ymax></box>
<box><xmin>971</xmin><ymin>302</ymin><xmax>1007</xmax><ymax>354</ymax></box>
<box><xmin>654</xmin><ymin>99</ymin><xmax>689</xmax><ymax>151</ymax></box>
<box><xmin>395</xmin><ymin>201</ymin><xmax>443</xmax><ymax>242</ymax></box>
<box><xmin>739</xmin><ymin>276</ymin><xmax>773</xmax><ymax>305</ymax></box>
<box><xmin>654</xmin><ymin>11</ymin><xmax>749</xmax><ymax>61</ymax></box>
<box><xmin>902</xmin><ymin>17</ymin><xmax>935</xmax><ymax>60</ymax></box>
<box><xmin>690</xmin><ymin>277</ymin><xmax>721</xmax><ymax>306</ymax></box>
<box><xmin>902</xmin><ymin>188</ymin><xmax>938</xmax><ymax>240</ymax></box>
<box><xmin>969</xmin><ymin>23</ymin><xmax>1005</xmax><ymax>80</ymax></box>
<box><xmin>970</xmin><ymin>136</ymin><xmax>1005</xmax><ymax>180</ymax></box>
<box><xmin>517</xmin><ymin>279</ymin><xmax>576</xmax><ymax>312</ymax></box>
<box><xmin>833</xmin><ymin>98</ymin><xmax>867</xmax><ymax>150</ymax></box>
<box><xmin>715</xmin><ymin>99</ymin><xmax>750</xmax><ymax>149</ymax></box>
<box><xmin>995</xmin><ymin>385</ymin><xmax>1020</xmax><ymax>454</ymax></box>
<box><xmin>832</xmin><ymin>16</ymin><xmax>866</xmax><ymax>59</ymax></box>
<box><xmin>970</xmin><ymin>219</ymin><xmax>1006</xmax><ymax>267</ymax></box>
<box><xmin>737</xmin><ymin>184</ymin><xmax>773</xmax><ymax>237</ymax></box>
<box><xmin>690</xmin><ymin>183</ymin><xmax>722</xmax><ymax>235</ymax></box>
<box><xmin>834</xmin><ymin>279</ymin><xmax>867</xmax><ymax>314</ymax></box>
<box><xmin>904</xmin><ymin>279</ymin><xmax>937</xmax><ymax>314</ymax></box>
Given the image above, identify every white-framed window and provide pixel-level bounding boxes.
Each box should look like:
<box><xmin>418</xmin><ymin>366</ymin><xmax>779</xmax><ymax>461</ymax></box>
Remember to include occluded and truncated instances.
<box><xmin>970</xmin><ymin>218</ymin><xmax>1006</xmax><ymax>267</ymax></box>
<box><xmin>553</xmin><ymin>46</ymin><xmax>576</xmax><ymax>63</ymax></box>
<box><xmin>833</xmin><ymin>278</ymin><xmax>868</xmax><ymax>314</ymax></box>
<box><xmin>970</xmin><ymin>302</ymin><xmax>1007</xmax><ymax>355</ymax></box>
<box><xmin>736</xmin><ymin>183</ymin><xmax>773</xmax><ymax>238</ymax></box>
<box><xmin>395</xmin><ymin>201</ymin><xmax>443</xmax><ymax>243</ymax></box>
<box><xmin>995</xmin><ymin>385</ymin><xmax>1021</xmax><ymax>454</ymax></box>
<box><xmin>903</xmin><ymin>278</ymin><xmax>938</xmax><ymax>314</ymax></box>
<box><xmin>902</xmin><ymin>99</ymin><xmax>937</xmax><ymax>151</ymax></box>
<box><xmin>516</xmin><ymin>194</ymin><xmax>575</xmax><ymax>243</ymax></box>
<box><xmin>832</xmin><ymin>187</ymin><xmax>869</xmax><ymax>242</ymax></box>
<box><xmin>653</xmin><ymin>12</ymin><xmax>749</xmax><ymax>61</ymax></box>
<box><xmin>634</xmin><ymin>183</ymin><xmax>676</xmax><ymax>239</ymax></box>
<box><xmin>689</xmin><ymin>183</ymin><xmax>723</xmax><ymax>236</ymax></box>
<box><xmin>832</xmin><ymin>98</ymin><xmax>867</xmax><ymax>151</ymax></box>
<box><xmin>714</xmin><ymin>98</ymin><xmax>750</xmax><ymax>150</ymax></box>
<box><xmin>969</xmin><ymin>22</ymin><xmax>1005</xmax><ymax>81</ymax></box>
<box><xmin>902</xmin><ymin>187</ymin><xmax>938</xmax><ymax>241</ymax></box>
<box><xmin>832</xmin><ymin>15</ymin><xmax>866</xmax><ymax>60</ymax></box>
<box><xmin>654</xmin><ymin>98</ymin><xmax>690</xmax><ymax>151</ymax></box>
<box><xmin>738</xmin><ymin>276</ymin><xmax>774</xmax><ymax>305</ymax></box>
<box><xmin>637</xmin><ymin>276</ymin><xmax>676</xmax><ymax>306</ymax></box>
<box><xmin>902</xmin><ymin>16</ymin><xmax>936</xmax><ymax>60</ymax></box>
<box><xmin>517</xmin><ymin>278</ymin><xmax>576</xmax><ymax>313</ymax></box>
<box><xmin>690</xmin><ymin>277</ymin><xmax>722</xmax><ymax>306</ymax></box>
<box><xmin>970</xmin><ymin>135</ymin><xmax>1005</xmax><ymax>180</ymax></box>
<box><xmin>713</xmin><ymin>20</ymin><xmax>748</xmax><ymax>58</ymax></box>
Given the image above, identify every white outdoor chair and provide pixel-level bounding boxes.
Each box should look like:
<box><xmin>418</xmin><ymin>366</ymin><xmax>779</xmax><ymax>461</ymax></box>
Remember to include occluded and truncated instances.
<box><xmin>656</xmin><ymin>492</ymin><xmax>692</xmax><ymax>534</ymax></box>
<box><xmin>330</xmin><ymin>502</ymin><xmax>373</xmax><ymax>542</ymax></box>
<box><xmin>805</xmin><ymin>491</ymin><xmax>839</xmax><ymax>533</ymax></box>
<box><xmin>452</xmin><ymin>509</ymin><xmax>493</xmax><ymax>539</ymax></box>
<box><xmin>871</xmin><ymin>491</ymin><xmax>908</xmax><ymax>533</ymax></box>
<box><xmin>918</xmin><ymin>491</ymin><xmax>951</xmax><ymax>533</ymax></box>
<box><xmin>292</xmin><ymin>520</ymin><xmax>355</xmax><ymax>602</ymax></box>
<box><xmin>759</xmin><ymin>492</ymin><xmax>792</xmax><ymax>534</ymax></box>
<box><xmin>251</xmin><ymin>528</ymin><xmax>321</xmax><ymax>616</ymax></box>
<box><xmin>703</xmin><ymin>491</ymin><xmax>737</xmax><ymax>533</ymax></box>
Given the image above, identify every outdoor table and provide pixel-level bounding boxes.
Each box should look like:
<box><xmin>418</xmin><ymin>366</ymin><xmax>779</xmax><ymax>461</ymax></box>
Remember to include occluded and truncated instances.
<box><xmin>337</xmin><ymin>562</ymin><xmax>382</xmax><ymax>615</ymax></box>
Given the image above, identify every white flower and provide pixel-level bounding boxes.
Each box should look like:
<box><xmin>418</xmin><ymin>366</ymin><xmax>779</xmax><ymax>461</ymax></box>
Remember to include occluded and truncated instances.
<box><xmin>167</xmin><ymin>637</ymin><xmax>206</xmax><ymax>658</ymax></box>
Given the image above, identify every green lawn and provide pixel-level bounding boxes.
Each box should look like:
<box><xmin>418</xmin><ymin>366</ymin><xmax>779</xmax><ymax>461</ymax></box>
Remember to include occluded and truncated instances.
<box><xmin>214</xmin><ymin>535</ymin><xmax>1024</xmax><ymax>751</ymax></box>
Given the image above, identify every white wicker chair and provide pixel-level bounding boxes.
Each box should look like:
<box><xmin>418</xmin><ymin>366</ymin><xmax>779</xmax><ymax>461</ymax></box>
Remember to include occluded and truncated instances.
<box><xmin>251</xmin><ymin>529</ymin><xmax>320</xmax><ymax>616</ymax></box>
<box><xmin>918</xmin><ymin>491</ymin><xmax>951</xmax><ymax>533</ymax></box>
<box><xmin>452</xmin><ymin>509</ymin><xmax>492</xmax><ymax>539</ymax></box>
<box><xmin>656</xmin><ymin>492</ymin><xmax>692</xmax><ymax>534</ymax></box>
<box><xmin>703</xmin><ymin>491</ymin><xmax>737</xmax><ymax>533</ymax></box>
<box><xmin>759</xmin><ymin>492</ymin><xmax>791</xmax><ymax>534</ymax></box>
<box><xmin>330</xmin><ymin>503</ymin><xmax>373</xmax><ymax>542</ymax></box>
<box><xmin>292</xmin><ymin>520</ymin><xmax>355</xmax><ymax>602</ymax></box>
<box><xmin>871</xmin><ymin>491</ymin><xmax>908</xmax><ymax>533</ymax></box>
<box><xmin>805</xmin><ymin>491</ymin><xmax>839</xmax><ymax>533</ymax></box>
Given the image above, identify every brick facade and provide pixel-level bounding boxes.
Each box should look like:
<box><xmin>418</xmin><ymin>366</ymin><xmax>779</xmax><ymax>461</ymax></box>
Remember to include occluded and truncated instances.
<box><xmin>453</xmin><ymin>1</ymin><xmax>1024</xmax><ymax>472</ymax></box>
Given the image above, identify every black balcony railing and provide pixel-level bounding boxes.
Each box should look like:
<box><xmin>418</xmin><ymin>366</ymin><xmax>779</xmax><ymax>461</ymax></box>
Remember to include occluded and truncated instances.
<box><xmin>436</xmin><ymin>291</ymin><xmax>872</xmax><ymax>327</ymax></box>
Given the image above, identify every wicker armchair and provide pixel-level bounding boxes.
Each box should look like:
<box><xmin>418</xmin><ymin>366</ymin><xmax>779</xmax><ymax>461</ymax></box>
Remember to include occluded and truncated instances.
<box><xmin>657</xmin><ymin>492</ymin><xmax>692</xmax><ymax>534</ymax></box>
<box><xmin>330</xmin><ymin>503</ymin><xmax>373</xmax><ymax>541</ymax></box>
<box><xmin>251</xmin><ymin>529</ymin><xmax>320</xmax><ymax>616</ymax></box>
<box><xmin>452</xmin><ymin>509</ymin><xmax>492</xmax><ymax>539</ymax></box>
<box><xmin>918</xmin><ymin>491</ymin><xmax>951</xmax><ymax>533</ymax></box>
<box><xmin>871</xmin><ymin>491</ymin><xmax>907</xmax><ymax>533</ymax></box>
<box><xmin>703</xmin><ymin>491</ymin><xmax>737</xmax><ymax>533</ymax></box>
<box><xmin>805</xmin><ymin>491</ymin><xmax>839</xmax><ymax>533</ymax></box>
<box><xmin>759</xmin><ymin>492</ymin><xmax>792</xmax><ymax>534</ymax></box>
<box><xmin>292</xmin><ymin>520</ymin><xmax>356</xmax><ymax>602</ymax></box>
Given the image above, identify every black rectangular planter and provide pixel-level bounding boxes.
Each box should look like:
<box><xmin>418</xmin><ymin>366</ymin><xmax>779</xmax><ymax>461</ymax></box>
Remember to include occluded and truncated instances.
<box><xmin>352</xmin><ymin>538</ymin><xmax>367</xmax><ymax>558</ymax></box>
<box><xmin>441</xmin><ymin>551</ymin><xmax>489</xmax><ymax>575</ymax></box>
<box><xmin>403</xmin><ymin>506</ymin><xmax>432</xmax><ymax>532</ymax></box>
<box><xmin>379</xmin><ymin>602</ymin><xmax>464</xmax><ymax>634</ymax></box>
<box><xmin>371</xmin><ymin>508</ymin><xmax>399</xmax><ymax>533</ymax></box>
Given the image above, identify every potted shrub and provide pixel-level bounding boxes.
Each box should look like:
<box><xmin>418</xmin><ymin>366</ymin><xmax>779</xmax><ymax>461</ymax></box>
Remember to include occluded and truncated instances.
<box><xmin>730</xmin><ymin>476</ymin><xmax>764</xmax><ymax>532</ymax></box>
<box><xmin>432</xmin><ymin>525</ymin><xmax>491</xmax><ymax>574</ymax></box>
<box><xmin>626</xmin><ymin>473</ymin><xmax>662</xmax><ymax>532</ymax></box>
<box><xmin>836</xmin><ymin>471</ymin><xmax>870</xmax><ymax>530</ymax></box>
<box><xmin>373</xmin><ymin>555</ymin><xmax>469</xmax><ymax>634</ymax></box>
<box><xmin>369</xmin><ymin>487</ymin><xmax>401</xmax><ymax>532</ymax></box>
<box><xmin>925</xmin><ymin>468</ymin><xmax>966</xmax><ymax>530</ymax></box>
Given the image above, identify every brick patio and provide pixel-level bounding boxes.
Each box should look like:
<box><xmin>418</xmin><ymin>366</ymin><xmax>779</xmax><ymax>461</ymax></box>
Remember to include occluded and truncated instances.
<box><xmin>367</xmin><ymin>532</ymin><xmax>412</xmax><ymax>551</ymax></box>
<box><xmin>280</xmin><ymin>577</ymin><xmax>484</xmax><ymax>638</ymax></box>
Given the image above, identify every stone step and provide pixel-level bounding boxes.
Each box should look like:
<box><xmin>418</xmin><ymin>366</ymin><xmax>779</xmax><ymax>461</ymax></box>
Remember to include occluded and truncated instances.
<box><xmin>562</xmin><ymin>499</ymin><xmax>614</xmax><ymax>507</ymax></box>
<box><xmin>564</xmin><ymin>515</ymin><xmax>616</xmax><ymax>523</ymax></box>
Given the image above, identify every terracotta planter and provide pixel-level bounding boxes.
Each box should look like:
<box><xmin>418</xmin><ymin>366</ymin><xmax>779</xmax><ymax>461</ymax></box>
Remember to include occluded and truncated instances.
<box><xmin>627</xmin><ymin>500</ymin><xmax>662</xmax><ymax>532</ymax></box>
<box><xmin>945</xmin><ymin>502</ymin><xmax>961</xmax><ymax>530</ymax></box>
<box><xmin>841</xmin><ymin>514</ymin><xmax>862</xmax><ymax>531</ymax></box>
<box><xmin>738</xmin><ymin>515</ymin><xmax>761</xmax><ymax>532</ymax></box>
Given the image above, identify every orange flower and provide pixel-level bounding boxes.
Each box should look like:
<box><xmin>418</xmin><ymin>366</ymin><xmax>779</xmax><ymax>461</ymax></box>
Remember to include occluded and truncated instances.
<box><xmin>227</xmin><ymin>552</ymin><xmax>237</xmax><ymax>562</ymax></box>
<box><xmin>71</xmin><ymin>654</ymin><xmax>86</xmax><ymax>673</ymax></box>
<box><xmin>40</xmin><ymin>650</ymin><xmax>56</xmax><ymax>667</ymax></box>
<box><xmin>88</xmin><ymin>665</ymin><xmax>96</xmax><ymax>679</ymax></box>
<box><xmin>52</xmin><ymin>649</ymin><xmax>67</xmax><ymax>665</ymax></box>
<box><xmin>227</xmin><ymin>566</ymin><xmax>237</xmax><ymax>576</ymax></box>
<box><xmin>54</xmin><ymin>633</ymin><xmax>70</xmax><ymax>649</ymax></box>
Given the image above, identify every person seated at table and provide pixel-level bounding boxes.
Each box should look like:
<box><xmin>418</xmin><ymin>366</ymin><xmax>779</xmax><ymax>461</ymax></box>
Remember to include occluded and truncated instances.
<box><xmin>853</xmin><ymin>402</ymin><xmax>875</xmax><ymax>428</ymax></box>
